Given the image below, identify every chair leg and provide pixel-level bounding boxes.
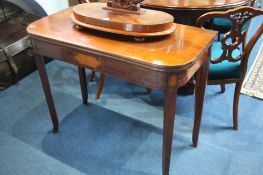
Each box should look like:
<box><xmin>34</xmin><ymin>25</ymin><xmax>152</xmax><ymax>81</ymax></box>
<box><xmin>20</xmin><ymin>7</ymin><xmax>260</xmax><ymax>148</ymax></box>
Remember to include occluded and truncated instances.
<box><xmin>89</xmin><ymin>70</ymin><xmax>95</xmax><ymax>82</ymax></box>
<box><xmin>233</xmin><ymin>82</ymin><xmax>242</xmax><ymax>130</ymax></box>
<box><xmin>95</xmin><ymin>73</ymin><xmax>105</xmax><ymax>100</ymax></box>
<box><xmin>220</xmin><ymin>84</ymin><xmax>225</xmax><ymax>93</ymax></box>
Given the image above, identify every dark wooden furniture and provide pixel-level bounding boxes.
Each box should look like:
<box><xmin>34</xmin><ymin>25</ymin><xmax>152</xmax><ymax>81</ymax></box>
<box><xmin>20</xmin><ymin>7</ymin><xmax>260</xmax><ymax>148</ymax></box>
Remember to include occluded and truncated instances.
<box><xmin>195</xmin><ymin>6</ymin><xmax>263</xmax><ymax>130</ymax></box>
<box><xmin>27</xmin><ymin>7</ymin><xmax>217</xmax><ymax>175</ymax></box>
<box><xmin>141</xmin><ymin>0</ymin><xmax>253</xmax><ymax>25</ymax></box>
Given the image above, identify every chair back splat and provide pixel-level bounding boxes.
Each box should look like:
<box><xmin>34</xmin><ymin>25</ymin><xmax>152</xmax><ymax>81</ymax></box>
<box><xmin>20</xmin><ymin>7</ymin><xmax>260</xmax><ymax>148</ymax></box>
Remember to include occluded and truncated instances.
<box><xmin>196</xmin><ymin>7</ymin><xmax>263</xmax><ymax>65</ymax></box>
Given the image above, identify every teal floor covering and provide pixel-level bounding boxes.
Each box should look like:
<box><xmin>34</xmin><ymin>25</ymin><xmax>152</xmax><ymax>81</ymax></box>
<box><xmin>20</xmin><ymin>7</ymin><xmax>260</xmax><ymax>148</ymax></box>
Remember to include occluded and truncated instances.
<box><xmin>0</xmin><ymin>18</ymin><xmax>262</xmax><ymax>175</ymax></box>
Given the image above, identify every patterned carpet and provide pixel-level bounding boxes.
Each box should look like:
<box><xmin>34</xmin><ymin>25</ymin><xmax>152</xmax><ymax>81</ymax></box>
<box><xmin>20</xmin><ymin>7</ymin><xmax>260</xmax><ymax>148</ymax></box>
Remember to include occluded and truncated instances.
<box><xmin>241</xmin><ymin>43</ymin><xmax>263</xmax><ymax>99</ymax></box>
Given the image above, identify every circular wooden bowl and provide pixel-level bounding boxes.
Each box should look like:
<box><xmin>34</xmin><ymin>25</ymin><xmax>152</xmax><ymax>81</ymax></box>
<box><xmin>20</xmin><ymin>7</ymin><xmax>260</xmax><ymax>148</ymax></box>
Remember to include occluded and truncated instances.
<box><xmin>71</xmin><ymin>3</ymin><xmax>176</xmax><ymax>37</ymax></box>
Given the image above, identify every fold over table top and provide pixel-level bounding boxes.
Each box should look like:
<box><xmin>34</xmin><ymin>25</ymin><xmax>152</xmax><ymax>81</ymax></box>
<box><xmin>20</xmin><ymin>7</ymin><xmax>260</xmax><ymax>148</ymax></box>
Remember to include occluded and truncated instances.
<box><xmin>27</xmin><ymin>7</ymin><xmax>217</xmax><ymax>70</ymax></box>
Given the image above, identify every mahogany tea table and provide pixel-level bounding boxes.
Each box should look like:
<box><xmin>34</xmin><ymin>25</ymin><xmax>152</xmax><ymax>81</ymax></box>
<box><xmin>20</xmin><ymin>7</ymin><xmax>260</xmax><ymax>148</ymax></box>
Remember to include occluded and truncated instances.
<box><xmin>27</xmin><ymin>7</ymin><xmax>217</xmax><ymax>175</ymax></box>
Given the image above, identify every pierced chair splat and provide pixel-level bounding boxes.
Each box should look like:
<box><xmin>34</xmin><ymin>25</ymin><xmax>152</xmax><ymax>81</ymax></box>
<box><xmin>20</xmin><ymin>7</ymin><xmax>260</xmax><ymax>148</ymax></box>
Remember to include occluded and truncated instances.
<box><xmin>211</xmin><ymin>0</ymin><xmax>256</xmax><ymax>40</ymax></box>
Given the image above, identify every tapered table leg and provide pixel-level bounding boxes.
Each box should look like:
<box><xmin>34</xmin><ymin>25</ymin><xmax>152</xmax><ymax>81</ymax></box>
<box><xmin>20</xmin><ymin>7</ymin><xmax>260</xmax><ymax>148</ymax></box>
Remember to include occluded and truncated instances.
<box><xmin>95</xmin><ymin>73</ymin><xmax>105</xmax><ymax>100</ymax></box>
<box><xmin>78</xmin><ymin>66</ymin><xmax>88</xmax><ymax>104</ymax></box>
<box><xmin>163</xmin><ymin>86</ymin><xmax>177</xmax><ymax>175</ymax></box>
<box><xmin>192</xmin><ymin>58</ymin><xmax>209</xmax><ymax>147</ymax></box>
<box><xmin>35</xmin><ymin>55</ymin><xmax>59</xmax><ymax>133</ymax></box>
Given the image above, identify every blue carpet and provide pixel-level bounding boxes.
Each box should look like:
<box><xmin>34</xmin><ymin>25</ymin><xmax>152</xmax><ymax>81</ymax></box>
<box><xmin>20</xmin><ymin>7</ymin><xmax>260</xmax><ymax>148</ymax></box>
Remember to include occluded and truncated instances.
<box><xmin>0</xmin><ymin>18</ymin><xmax>262</xmax><ymax>175</ymax></box>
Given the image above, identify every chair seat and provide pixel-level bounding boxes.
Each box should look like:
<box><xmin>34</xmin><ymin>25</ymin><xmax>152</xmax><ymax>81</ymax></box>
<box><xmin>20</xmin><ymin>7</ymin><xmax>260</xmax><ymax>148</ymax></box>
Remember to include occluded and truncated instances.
<box><xmin>209</xmin><ymin>42</ymin><xmax>242</xmax><ymax>80</ymax></box>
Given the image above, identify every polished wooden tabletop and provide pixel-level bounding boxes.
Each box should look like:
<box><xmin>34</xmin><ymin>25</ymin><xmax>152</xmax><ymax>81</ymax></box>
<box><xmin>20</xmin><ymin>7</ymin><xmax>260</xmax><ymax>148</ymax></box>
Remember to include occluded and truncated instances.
<box><xmin>142</xmin><ymin>0</ymin><xmax>251</xmax><ymax>10</ymax></box>
<box><xmin>27</xmin><ymin>7</ymin><xmax>216</xmax><ymax>70</ymax></box>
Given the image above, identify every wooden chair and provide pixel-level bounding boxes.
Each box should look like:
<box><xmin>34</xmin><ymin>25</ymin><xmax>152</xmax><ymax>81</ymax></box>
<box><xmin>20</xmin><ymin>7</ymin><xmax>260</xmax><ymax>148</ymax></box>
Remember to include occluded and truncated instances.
<box><xmin>195</xmin><ymin>6</ymin><xmax>263</xmax><ymax>130</ymax></box>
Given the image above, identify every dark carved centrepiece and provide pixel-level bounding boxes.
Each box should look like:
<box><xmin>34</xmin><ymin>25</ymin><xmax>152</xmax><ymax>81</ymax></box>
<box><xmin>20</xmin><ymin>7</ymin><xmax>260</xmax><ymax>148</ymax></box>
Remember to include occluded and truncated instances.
<box><xmin>104</xmin><ymin>0</ymin><xmax>144</xmax><ymax>14</ymax></box>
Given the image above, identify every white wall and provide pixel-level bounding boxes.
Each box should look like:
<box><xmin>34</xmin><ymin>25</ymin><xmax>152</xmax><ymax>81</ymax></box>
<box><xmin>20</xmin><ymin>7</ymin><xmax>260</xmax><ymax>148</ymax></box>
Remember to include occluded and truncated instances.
<box><xmin>35</xmin><ymin>0</ymin><xmax>69</xmax><ymax>15</ymax></box>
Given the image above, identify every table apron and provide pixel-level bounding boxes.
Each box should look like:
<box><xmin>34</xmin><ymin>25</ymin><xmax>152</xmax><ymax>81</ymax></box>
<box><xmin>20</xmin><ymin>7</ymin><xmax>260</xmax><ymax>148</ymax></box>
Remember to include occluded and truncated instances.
<box><xmin>31</xmin><ymin>38</ymin><xmax>209</xmax><ymax>91</ymax></box>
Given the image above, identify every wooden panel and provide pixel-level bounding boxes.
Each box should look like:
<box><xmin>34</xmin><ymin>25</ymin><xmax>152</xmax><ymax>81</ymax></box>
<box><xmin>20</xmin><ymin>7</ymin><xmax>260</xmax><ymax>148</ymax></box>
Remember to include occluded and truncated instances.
<box><xmin>32</xmin><ymin>36</ymin><xmax>210</xmax><ymax>90</ymax></box>
<box><xmin>100</xmin><ymin>57</ymin><xmax>168</xmax><ymax>89</ymax></box>
<box><xmin>31</xmin><ymin>39</ymin><xmax>101</xmax><ymax>70</ymax></box>
<box><xmin>31</xmin><ymin>38</ymin><xmax>168</xmax><ymax>90</ymax></box>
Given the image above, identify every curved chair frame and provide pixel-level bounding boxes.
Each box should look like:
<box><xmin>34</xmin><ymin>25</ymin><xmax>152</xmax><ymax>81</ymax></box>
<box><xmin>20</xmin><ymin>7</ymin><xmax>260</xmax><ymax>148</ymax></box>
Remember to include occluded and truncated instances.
<box><xmin>196</xmin><ymin>6</ymin><xmax>263</xmax><ymax>130</ymax></box>
<box><xmin>212</xmin><ymin>0</ymin><xmax>256</xmax><ymax>40</ymax></box>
